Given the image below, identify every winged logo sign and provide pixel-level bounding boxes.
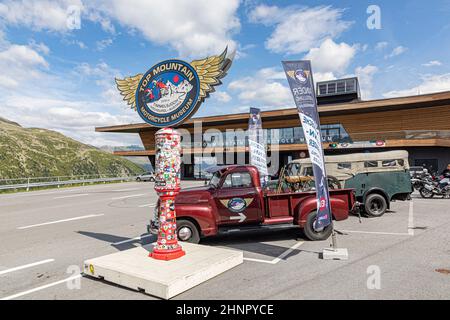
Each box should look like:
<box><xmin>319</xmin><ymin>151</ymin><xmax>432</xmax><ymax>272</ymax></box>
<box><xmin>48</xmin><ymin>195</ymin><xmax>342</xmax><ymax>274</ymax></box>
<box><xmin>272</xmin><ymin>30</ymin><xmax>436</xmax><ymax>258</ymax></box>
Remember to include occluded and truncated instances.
<box><xmin>116</xmin><ymin>48</ymin><xmax>233</xmax><ymax>127</ymax></box>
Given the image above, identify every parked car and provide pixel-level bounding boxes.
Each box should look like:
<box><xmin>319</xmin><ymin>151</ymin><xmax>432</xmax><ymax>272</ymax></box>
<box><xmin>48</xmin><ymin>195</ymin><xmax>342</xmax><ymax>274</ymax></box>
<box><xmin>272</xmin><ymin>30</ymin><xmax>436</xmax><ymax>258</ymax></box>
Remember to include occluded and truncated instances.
<box><xmin>149</xmin><ymin>165</ymin><xmax>358</xmax><ymax>243</ymax></box>
<box><xmin>285</xmin><ymin>150</ymin><xmax>413</xmax><ymax>217</ymax></box>
<box><xmin>136</xmin><ymin>172</ymin><xmax>155</xmax><ymax>182</ymax></box>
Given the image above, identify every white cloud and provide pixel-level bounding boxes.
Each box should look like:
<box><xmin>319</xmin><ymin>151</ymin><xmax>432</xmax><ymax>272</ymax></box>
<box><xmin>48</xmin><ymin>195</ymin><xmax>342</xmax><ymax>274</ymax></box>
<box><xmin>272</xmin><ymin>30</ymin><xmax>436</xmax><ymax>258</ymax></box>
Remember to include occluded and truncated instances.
<box><xmin>228</xmin><ymin>68</ymin><xmax>292</xmax><ymax>109</ymax></box>
<box><xmin>28</xmin><ymin>40</ymin><xmax>50</xmax><ymax>55</ymax></box>
<box><xmin>249</xmin><ymin>5</ymin><xmax>352</xmax><ymax>54</ymax></box>
<box><xmin>0</xmin><ymin>44</ymin><xmax>49</xmax><ymax>89</ymax></box>
<box><xmin>215</xmin><ymin>91</ymin><xmax>232</xmax><ymax>103</ymax></box>
<box><xmin>89</xmin><ymin>0</ymin><xmax>241</xmax><ymax>57</ymax></box>
<box><xmin>383</xmin><ymin>73</ymin><xmax>450</xmax><ymax>98</ymax></box>
<box><xmin>63</xmin><ymin>39</ymin><xmax>87</xmax><ymax>49</ymax></box>
<box><xmin>422</xmin><ymin>60</ymin><xmax>442</xmax><ymax>67</ymax></box>
<box><xmin>0</xmin><ymin>0</ymin><xmax>83</xmax><ymax>32</ymax></box>
<box><xmin>313</xmin><ymin>72</ymin><xmax>336</xmax><ymax>83</ymax></box>
<box><xmin>375</xmin><ymin>41</ymin><xmax>388</xmax><ymax>50</ymax></box>
<box><xmin>0</xmin><ymin>94</ymin><xmax>142</xmax><ymax>146</ymax></box>
<box><xmin>304</xmin><ymin>38</ymin><xmax>356</xmax><ymax>74</ymax></box>
<box><xmin>354</xmin><ymin>64</ymin><xmax>378</xmax><ymax>99</ymax></box>
<box><xmin>95</xmin><ymin>38</ymin><xmax>113</xmax><ymax>51</ymax></box>
<box><xmin>385</xmin><ymin>46</ymin><xmax>407</xmax><ymax>59</ymax></box>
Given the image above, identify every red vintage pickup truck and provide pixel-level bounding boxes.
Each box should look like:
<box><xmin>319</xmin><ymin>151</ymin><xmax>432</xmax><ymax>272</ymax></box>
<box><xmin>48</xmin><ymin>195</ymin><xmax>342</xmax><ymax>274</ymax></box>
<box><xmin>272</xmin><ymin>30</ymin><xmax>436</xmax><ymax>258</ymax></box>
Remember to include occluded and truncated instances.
<box><xmin>149</xmin><ymin>165</ymin><xmax>358</xmax><ymax>243</ymax></box>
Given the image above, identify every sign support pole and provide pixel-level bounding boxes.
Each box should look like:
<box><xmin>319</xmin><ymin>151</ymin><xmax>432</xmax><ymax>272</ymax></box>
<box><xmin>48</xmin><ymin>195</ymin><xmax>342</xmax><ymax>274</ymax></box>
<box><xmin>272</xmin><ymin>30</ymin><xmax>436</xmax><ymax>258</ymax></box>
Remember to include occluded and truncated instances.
<box><xmin>149</xmin><ymin>128</ymin><xmax>185</xmax><ymax>261</ymax></box>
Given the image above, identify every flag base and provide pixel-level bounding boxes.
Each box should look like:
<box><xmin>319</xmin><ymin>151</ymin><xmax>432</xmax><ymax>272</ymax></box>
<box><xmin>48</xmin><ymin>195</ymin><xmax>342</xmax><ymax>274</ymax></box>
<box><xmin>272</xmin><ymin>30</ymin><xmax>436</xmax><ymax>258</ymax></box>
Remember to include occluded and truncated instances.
<box><xmin>322</xmin><ymin>248</ymin><xmax>348</xmax><ymax>260</ymax></box>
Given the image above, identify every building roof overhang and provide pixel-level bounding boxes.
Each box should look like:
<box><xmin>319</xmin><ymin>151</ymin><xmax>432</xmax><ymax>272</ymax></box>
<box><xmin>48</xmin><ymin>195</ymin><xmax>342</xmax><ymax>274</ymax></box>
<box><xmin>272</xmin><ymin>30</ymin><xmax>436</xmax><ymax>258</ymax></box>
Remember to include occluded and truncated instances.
<box><xmin>96</xmin><ymin>90</ymin><xmax>450</xmax><ymax>133</ymax></box>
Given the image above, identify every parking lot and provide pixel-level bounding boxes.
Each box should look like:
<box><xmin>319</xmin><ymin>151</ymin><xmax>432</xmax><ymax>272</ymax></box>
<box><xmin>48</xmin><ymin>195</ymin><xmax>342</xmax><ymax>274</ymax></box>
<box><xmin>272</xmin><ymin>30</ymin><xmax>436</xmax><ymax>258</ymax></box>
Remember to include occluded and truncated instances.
<box><xmin>0</xmin><ymin>181</ymin><xmax>449</xmax><ymax>300</ymax></box>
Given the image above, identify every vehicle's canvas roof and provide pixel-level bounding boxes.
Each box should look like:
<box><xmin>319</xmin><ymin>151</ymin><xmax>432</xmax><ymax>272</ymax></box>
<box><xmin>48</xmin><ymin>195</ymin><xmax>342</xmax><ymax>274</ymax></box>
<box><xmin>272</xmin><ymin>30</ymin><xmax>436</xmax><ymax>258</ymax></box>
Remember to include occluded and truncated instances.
<box><xmin>291</xmin><ymin>150</ymin><xmax>409</xmax><ymax>164</ymax></box>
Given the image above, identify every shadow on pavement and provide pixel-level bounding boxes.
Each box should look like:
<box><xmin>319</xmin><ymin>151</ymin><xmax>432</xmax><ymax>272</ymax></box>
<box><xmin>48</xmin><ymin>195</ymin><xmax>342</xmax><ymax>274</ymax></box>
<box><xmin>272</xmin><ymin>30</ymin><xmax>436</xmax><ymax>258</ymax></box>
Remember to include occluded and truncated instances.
<box><xmin>76</xmin><ymin>231</ymin><xmax>156</xmax><ymax>251</ymax></box>
<box><xmin>201</xmin><ymin>228</ymin><xmax>320</xmax><ymax>260</ymax></box>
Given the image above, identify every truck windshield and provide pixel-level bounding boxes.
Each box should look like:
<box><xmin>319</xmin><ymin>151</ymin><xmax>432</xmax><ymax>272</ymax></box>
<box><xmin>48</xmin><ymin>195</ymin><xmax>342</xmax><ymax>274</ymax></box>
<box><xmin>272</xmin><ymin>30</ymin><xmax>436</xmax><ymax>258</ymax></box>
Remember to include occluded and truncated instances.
<box><xmin>209</xmin><ymin>171</ymin><xmax>222</xmax><ymax>188</ymax></box>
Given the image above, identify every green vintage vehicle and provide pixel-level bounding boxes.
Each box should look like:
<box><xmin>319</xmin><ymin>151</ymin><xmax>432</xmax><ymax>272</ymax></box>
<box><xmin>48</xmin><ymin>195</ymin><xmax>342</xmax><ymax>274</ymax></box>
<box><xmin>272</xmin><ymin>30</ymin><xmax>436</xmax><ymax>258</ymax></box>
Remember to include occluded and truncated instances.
<box><xmin>285</xmin><ymin>150</ymin><xmax>413</xmax><ymax>217</ymax></box>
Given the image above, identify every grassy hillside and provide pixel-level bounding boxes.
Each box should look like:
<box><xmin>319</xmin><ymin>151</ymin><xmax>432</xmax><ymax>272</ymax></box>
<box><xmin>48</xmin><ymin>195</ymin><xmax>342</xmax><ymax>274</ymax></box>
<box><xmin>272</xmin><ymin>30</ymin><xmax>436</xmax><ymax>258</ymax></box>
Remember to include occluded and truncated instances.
<box><xmin>0</xmin><ymin>118</ymin><xmax>144</xmax><ymax>179</ymax></box>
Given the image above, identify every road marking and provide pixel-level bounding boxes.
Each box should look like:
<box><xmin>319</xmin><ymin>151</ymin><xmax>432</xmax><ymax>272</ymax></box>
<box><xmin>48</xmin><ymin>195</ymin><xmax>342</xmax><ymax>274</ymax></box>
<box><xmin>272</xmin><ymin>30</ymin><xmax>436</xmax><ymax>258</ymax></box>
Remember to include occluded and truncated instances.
<box><xmin>340</xmin><ymin>230</ymin><xmax>410</xmax><ymax>236</ymax></box>
<box><xmin>53</xmin><ymin>193</ymin><xmax>89</xmax><ymax>200</ymax></box>
<box><xmin>138</xmin><ymin>203</ymin><xmax>156</xmax><ymax>208</ymax></box>
<box><xmin>0</xmin><ymin>259</ymin><xmax>54</xmax><ymax>276</ymax></box>
<box><xmin>111</xmin><ymin>188</ymin><xmax>140</xmax><ymax>192</ymax></box>
<box><xmin>112</xmin><ymin>234</ymin><xmax>154</xmax><ymax>246</ymax></box>
<box><xmin>0</xmin><ymin>274</ymin><xmax>82</xmax><ymax>300</ymax></box>
<box><xmin>243</xmin><ymin>241</ymin><xmax>304</xmax><ymax>264</ymax></box>
<box><xmin>17</xmin><ymin>214</ymin><xmax>104</xmax><ymax>230</ymax></box>
<box><xmin>111</xmin><ymin>193</ymin><xmax>145</xmax><ymax>200</ymax></box>
<box><xmin>408</xmin><ymin>201</ymin><xmax>414</xmax><ymax>236</ymax></box>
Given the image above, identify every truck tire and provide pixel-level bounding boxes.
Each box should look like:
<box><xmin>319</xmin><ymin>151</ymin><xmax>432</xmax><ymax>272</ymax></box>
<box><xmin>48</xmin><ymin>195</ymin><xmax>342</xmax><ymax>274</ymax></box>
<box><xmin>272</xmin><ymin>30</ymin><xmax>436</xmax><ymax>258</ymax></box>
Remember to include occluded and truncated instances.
<box><xmin>149</xmin><ymin>177</ymin><xmax>155</xmax><ymax>182</ymax></box>
<box><xmin>176</xmin><ymin>220</ymin><xmax>200</xmax><ymax>244</ymax></box>
<box><xmin>364</xmin><ymin>193</ymin><xmax>387</xmax><ymax>217</ymax></box>
<box><xmin>136</xmin><ymin>177</ymin><xmax>141</xmax><ymax>182</ymax></box>
<box><xmin>303</xmin><ymin>211</ymin><xmax>332</xmax><ymax>241</ymax></box>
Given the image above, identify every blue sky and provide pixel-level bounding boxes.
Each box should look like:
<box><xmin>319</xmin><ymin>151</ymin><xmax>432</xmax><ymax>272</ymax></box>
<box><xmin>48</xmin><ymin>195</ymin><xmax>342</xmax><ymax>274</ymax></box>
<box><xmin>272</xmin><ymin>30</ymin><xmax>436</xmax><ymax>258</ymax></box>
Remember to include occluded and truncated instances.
<box><xmin>1</xmin><ymin>0</ymin><xmax>450</xmax><ymax>146</ymax></box>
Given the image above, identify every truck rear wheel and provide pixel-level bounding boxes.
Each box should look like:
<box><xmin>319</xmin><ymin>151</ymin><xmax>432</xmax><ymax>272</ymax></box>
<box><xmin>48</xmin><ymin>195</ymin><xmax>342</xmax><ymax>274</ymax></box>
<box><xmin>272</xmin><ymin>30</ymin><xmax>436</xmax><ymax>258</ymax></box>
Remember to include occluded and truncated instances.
<box><xmin>176</xmin><ymin>220</ymin><xmax>200</xmax><ymax>244</ymax></box>
<box><xmin>303</xmin><ymin>211</ymin><xmax>332</xmax><ymax>241</ymax></box>
<box><xmin>364</xmin><ymin>193</ymin><xmax>387</xmax><ymax>217</ymax></box>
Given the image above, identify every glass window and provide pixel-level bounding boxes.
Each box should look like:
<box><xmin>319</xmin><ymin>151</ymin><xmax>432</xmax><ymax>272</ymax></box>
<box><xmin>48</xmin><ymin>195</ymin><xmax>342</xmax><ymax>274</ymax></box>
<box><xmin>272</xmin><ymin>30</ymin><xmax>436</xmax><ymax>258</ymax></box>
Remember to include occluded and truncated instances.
<box><xmin>336</xmin><ymin>81</ymin><xmax>345</xmax><ymax>93</ymax></box>
<box><xmin>397</xmin><ymin>159</ymin><xmax>405</xmax><ymax>166</ymax></box>
<box><xmin>319</xmin><ymin>84</ymin><xmax>327</xmax><ymax>95</ymax></box>
<box><xmin>345</xmin><ymin>79</ymin><xmax>355</xmax><ymax>91</ymax></box>
<box><xmin>222</xmin><ymin>172</ymin><xmax>253</xmax><ymax>188</ymax></box>
<box><xmin>302</xmin><ymin>166</ymin><xmax>314</xmax><ymax>176</ymax></box>
<box><xmin>337</xmin><ymin>163</ymin><xmax>352</xmax><ymax>170</ymax></box>
<box><xmin>364</xmin><ymin>161</ymin><xmax>378</xmax><ymax>168</ymax></box>
<box><xmin>287</xmin><ymin>163</ymin><xmax>300</xmax><ymax>176</ymax></box>
<box><xmin>382</xmin><ymin>160</ymin><xmax>397</xmax><ymax>167</ymax></box>
<box><xmin>328</xmin><ymin>82</ymin><xmax>336</xmax><ymax>94</ymax></box>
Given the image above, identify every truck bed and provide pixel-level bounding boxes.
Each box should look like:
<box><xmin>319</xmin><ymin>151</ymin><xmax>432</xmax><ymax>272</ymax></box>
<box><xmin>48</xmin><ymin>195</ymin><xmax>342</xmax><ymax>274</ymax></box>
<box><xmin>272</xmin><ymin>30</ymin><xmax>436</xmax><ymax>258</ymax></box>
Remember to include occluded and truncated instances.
<box><xmin>263</xmin><ymin>188</ymin><xmax>355</xmax><ymax>220</ymax></box>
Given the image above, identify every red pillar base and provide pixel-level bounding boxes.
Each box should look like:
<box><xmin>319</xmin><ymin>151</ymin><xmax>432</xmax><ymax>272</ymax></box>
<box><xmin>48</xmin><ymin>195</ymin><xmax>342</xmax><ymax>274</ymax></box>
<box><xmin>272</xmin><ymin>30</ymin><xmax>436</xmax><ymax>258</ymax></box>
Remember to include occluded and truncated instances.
<box><xmin>149</xmin><ymin>248</ymin><xmax>186</xmax><ymax>261</ymax></box>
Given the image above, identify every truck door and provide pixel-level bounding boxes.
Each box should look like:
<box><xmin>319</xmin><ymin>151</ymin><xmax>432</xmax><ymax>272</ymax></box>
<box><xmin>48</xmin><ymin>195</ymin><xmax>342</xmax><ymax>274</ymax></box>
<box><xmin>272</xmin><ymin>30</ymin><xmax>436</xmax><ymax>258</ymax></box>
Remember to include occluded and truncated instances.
<box><xmin>214</xmin><ymin>170</ymin><xmax>262</xmax><ymax>226</ymax></box>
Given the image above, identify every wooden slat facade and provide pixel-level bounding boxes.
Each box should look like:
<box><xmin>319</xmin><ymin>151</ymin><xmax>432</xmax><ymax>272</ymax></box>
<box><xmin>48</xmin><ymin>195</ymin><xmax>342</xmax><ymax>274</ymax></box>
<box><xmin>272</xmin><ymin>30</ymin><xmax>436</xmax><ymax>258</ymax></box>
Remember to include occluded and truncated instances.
<box><xmin>96</xmin><ymin>91</ymin><xmax>450</xmax><ymax>156</ymax></box>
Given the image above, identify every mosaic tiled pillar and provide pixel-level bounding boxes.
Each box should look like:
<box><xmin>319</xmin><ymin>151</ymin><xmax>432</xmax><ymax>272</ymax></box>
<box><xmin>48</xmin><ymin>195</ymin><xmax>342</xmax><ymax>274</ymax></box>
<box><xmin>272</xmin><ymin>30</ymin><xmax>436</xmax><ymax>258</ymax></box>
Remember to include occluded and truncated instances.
<box><xmin>149</xmin><ymin>128</ymin><xmax>185</xmax><ymax>261</ymax></box>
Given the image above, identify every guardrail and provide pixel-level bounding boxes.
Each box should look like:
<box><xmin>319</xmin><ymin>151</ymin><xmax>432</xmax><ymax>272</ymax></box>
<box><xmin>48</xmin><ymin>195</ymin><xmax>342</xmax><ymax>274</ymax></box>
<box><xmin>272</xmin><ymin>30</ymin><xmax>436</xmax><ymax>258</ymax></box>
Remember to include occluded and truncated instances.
<box><xmin>0</xmin><ymin>174</ymin><xmax>139</xmax><ymax>191</ymax></box>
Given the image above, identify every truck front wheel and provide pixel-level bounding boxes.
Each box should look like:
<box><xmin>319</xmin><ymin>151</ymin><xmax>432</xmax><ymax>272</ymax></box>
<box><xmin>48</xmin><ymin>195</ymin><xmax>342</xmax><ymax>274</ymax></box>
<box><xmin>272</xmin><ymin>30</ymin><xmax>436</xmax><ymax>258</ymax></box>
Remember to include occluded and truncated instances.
<box><xmin>364</xmin><ymin>193</ymin><xmax>387</xmax><ymax>217</ymax></box>
<box><xmin>176</xmin><ymin>220</ymin><xmax>200</xmax><ymax>244</ymax></box>
<box><xmin>303</xmin><ymin>211</ymin><xmax>332</xmax><ymax>241</ymax></box>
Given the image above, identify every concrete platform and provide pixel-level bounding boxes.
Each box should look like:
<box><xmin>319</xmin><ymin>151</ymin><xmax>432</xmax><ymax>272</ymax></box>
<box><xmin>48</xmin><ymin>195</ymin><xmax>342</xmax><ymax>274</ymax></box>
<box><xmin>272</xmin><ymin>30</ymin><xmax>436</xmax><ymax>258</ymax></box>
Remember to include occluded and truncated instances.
<box><xmin>83</xmin><ymin>243</ymin><xmax>243</xmax><ymax>299</ymax></box>
<box><xmin>322</xmin><ymin>248</ymin><xmax>349</xmax><ymax>260</ymax></box>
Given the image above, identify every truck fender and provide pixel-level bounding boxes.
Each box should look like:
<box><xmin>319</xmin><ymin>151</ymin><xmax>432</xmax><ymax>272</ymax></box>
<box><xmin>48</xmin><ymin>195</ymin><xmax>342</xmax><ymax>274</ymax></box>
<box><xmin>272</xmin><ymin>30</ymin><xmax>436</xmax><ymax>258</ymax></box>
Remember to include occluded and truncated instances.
<box><xmin>176</xmin><ymin>204</ymin><xmax>218</xmax><ymax>236</ymax></box>
<box><xmin>363</xmin><ymin>188</ymin><xmax>390</xmax><ymax>209</ymax></box>
<box><xmin>296</xmin><ymin>197</ymin><xmax>349</xmax><ymax>228</ymax></box>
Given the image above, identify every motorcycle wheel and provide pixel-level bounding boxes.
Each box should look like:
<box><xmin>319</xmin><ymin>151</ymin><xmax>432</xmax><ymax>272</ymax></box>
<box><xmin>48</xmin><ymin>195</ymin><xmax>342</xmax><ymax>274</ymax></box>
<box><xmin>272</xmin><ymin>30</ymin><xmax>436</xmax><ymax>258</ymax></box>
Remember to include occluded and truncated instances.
<box><xmin>419</xmin><ymin>187</ymin><xmax>434</xmax><ymax>198</ymax></box>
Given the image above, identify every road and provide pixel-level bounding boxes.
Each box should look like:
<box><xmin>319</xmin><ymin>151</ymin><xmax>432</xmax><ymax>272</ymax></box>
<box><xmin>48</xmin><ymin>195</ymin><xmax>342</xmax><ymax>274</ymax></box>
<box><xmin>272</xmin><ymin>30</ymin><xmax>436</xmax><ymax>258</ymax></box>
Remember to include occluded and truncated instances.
<box><xmin>0</xmin><ymin>182</ymin><xmax>449</xmax><ymax>300</ymax></box>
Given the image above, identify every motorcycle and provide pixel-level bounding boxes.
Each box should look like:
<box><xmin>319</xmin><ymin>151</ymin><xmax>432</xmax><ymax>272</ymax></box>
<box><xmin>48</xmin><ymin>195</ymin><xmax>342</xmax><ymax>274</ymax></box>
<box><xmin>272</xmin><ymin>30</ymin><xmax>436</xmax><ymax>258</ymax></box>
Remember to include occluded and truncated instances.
<box><xmin>411</xmin><ymin>171</ymin><xmax>434</xmax><ymax>191</ymax></box>
<box><xmin>419</xmin><ymin>177</ymin><xmax>450</xmax><ymax>198</ymax></box>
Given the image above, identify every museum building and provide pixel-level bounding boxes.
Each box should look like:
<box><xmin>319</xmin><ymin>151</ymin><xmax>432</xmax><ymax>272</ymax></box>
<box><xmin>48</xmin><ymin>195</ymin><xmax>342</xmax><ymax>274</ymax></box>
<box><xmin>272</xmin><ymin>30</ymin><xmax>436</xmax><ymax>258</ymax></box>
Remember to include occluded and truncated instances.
<box><xmin>96</xmin><ymin>78</ymin><xmax>450</xmax><ymax>179</ymax></box>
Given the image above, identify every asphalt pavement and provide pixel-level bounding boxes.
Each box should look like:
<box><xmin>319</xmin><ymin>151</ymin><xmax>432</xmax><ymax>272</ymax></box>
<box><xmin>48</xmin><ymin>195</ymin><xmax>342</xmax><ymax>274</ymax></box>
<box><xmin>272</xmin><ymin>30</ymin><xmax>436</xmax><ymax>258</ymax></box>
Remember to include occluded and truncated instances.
<box><xmin>0</xmin><ymin>182</ymin><xmax>449</xmax><ymax>300</ymax></box>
